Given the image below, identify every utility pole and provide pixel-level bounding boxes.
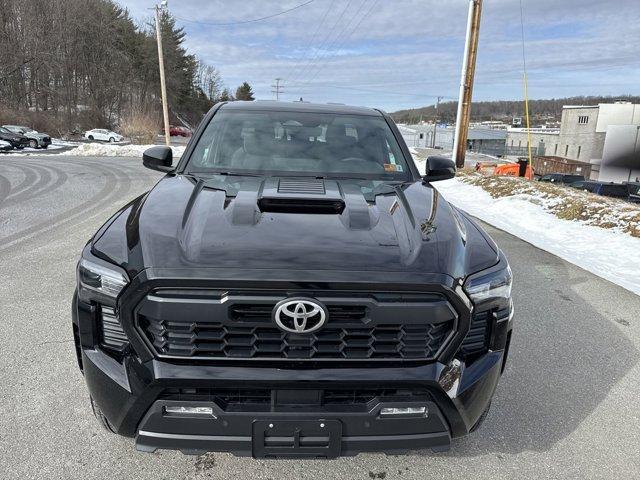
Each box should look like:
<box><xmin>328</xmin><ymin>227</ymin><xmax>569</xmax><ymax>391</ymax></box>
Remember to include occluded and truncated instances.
<box><xmin>155</xmin><ymin>1</ymin><xmax>171</xmax><ymax>147</ymax></box>
<box><xmin>453</xmin><ymin>0</ymin><xmax>483</xmax><ymax>168</ymax></box>
<box><xmin>271</xmin><ymin>78</ymin><xmax>284</xmax><ymax>101</ymax></box>
<box><xmin>432</xmin><ymin>95</ymin><xmax>443</xmax><ymax>148</ymax></box>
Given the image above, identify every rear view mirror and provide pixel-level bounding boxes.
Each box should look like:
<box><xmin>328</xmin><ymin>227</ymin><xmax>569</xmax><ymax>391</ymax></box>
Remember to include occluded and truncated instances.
<box><xmin>143</xmin><ymin>146</ymin><xmax>173</xmax><ymax>173</ymax></box>
<box><xmin>422</xmin><ymin>156</ymin><xmax>456</xmax><ymax>182</ymax></box>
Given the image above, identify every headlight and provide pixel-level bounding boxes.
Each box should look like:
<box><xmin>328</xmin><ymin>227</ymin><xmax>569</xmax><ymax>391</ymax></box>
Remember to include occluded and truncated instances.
<box><xmin>77</xmin><ymin>256</ymin><xmax>129</xmax><ymax>306</ymax></box>
<box><xmin>465</xmin><ymin>264</ymin><xmax>512</xmax><ymax>303</ymax></box>
<box><xmin>463</xmin><ymin>251</ymin><xmax>512</xmax><ymax>311</ymax></box>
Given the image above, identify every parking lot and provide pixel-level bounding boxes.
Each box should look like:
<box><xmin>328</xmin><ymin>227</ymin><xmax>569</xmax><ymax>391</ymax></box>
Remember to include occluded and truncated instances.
<box><xmin>1</xmin><ymin>155</ymin><xmax>639</xmax><ymax>479</ymax></box>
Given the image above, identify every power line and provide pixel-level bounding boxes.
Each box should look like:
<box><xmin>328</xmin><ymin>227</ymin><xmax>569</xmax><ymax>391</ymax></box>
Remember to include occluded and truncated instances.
<box><xmin>286</xmin><ymin>82</ymin><xmax>454</xmax><ymax>99</ymax></box>
<box><xmin>519</xmin><ymin>0</ymin><xmax>528</xmax><ymax>74</ymax></box>
<box><xmin>288</xmin><ymin>0</ymin><xmax>355</xmax><ymax>84</ymax></box>
<box><xmin>173</xmin><ymin>0</ymin><xmax>315</xmax><ymax>26</ymax></box>
<box><xmin>519</xmin><ymin>0</ymin><xmax>534</xmax><ymax>169</ymax></box>
<box><xmin>291</xmin><ymin>0</ymin><xmax>380</xmax><ymax>94</ymax></box>
<box><xmin>297</xmin><ymin>0</ymin><xmax>373</xmax><ymax>85</ymax></box>
<box><xmin>283</xmin><ymin>0</ymin><xmax>336</xmax><ymax>83</ymax></box>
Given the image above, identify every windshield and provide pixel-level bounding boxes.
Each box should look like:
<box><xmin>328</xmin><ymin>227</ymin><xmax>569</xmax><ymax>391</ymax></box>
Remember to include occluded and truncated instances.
<box><xmin>185</xmin><ymin>110</ymin><xmax>412</xmax><ymax>180</ymax></box>
<box><xmin>0</xmin><ymin>127</ymin><xmax>10</xmax><ymax>134</ymax></box>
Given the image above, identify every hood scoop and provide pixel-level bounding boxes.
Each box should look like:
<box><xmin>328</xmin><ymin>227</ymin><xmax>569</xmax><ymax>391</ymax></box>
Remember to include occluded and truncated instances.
<box><xmin>258</xmin><ymin>178</ymin><xmax>345</xmax><ymax>214</ymax></box>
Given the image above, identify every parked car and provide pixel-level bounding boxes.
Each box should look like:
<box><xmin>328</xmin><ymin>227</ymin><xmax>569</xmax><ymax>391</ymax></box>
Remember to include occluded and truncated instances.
<box><xmin>73</xmin><ymin>101</ymin><xmax>514</xmax><ymax>458</ymax></box>
<box><xmin>625</xmin><ymin>182</ymin><xmax>640</xmax><ymax>203</ymax></box>
<box><xmin>539</xmin><ymin>173</ymin><xmax>585</xmax><ymax>184</ymax></box>
<box><xmin>169</xmin><ymin>125</ymin><xmax>192</xmax><ymax>137</ymax></box>
<box><xmin>0</xmin><ymin>126</ymin><xmax>30</xmax><ymax>149</ymax></box>
<box><xmin>84</xmin><ymin>129</ymin><xmax>124</xmax><ymax>143</ymax></box>
<box><xmin>2</xmin><ymin>125</ymin><xmax>52</xmax><ymax>149</ymax></box>
<box><xmin>569</xmin><ymin>180</ymin><xmax>630</xmax><ymax>199</ymax></box>
<box><xmin>0</xmin><ymin>140</ymin><xmax>13</xmax><ymax>152</ymax></box>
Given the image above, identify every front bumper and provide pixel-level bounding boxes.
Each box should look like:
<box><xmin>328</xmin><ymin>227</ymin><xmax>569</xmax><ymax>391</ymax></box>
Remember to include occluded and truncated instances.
<box><xmin>34</xmin><ymin>136</ymin><xmax>51</xmax><ymax>147</ymax></box>
<box><xmin>73</xmin><ymin>268</ymin><xmax>512</xmax><ymax>458</ymax></box>
<box><xmin>136</xmin><ymin>402</ymin><xmax>452</xmax><ymax>458</ymax></box>
<box><xmin>78</xmin><ymin>340</ymin><xmax>506</xmax><ymax>457</ymax></box>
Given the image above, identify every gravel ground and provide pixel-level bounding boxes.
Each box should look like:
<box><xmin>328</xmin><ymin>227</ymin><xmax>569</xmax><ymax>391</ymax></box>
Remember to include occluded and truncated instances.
<box><xmin>0</xmin><ymin>155</ymin><xmax>638</xmax><ymax>479</ymax></box>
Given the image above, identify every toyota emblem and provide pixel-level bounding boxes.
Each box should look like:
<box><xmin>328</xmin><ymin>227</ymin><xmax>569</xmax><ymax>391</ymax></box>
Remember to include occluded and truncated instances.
<box><xmin>273</xmin><ymin>298</ymin><xmax>328</xmax><ymax>334</ymax></box>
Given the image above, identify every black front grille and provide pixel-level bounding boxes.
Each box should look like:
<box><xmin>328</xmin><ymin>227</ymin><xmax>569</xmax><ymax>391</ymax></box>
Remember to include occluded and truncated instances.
<box><xmin>161</xmin><ymin>388</ymin><xmax>272</xmax><ymax>410</ymax></box>
<box><xmin>322</xmin><ymin>388</ymin><xmax>429</xmax><ymax>405</ymax></box>
<box><xmin>136</xmin><ymin>290</ymin><xmax>457</xmax><ymax>362</ymax></box>
<box><xmin>160</xmin><ymin>387</ymin><xmax>431</xmax><ymax>412</ymax></box>
<box><xmin>229</xmin><ymin>303</ymin><xmax>366</xmax><ymax>324</ymax></box>
<box><xmin>141</xmin><ymin>319</ymin><xmax>452</xmax><ymax>360</ymax></box>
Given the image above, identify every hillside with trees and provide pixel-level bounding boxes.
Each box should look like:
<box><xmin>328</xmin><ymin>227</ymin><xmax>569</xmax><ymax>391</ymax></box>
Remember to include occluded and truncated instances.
<box><xmin>0</xmin><ymin>0</ymin><xmax>254</xmax><ymax>137</ymax></box>
<box><xmin>391</xmin><ymin>95</ymin><xmax>640</xmax><ymax>124</ymax></box>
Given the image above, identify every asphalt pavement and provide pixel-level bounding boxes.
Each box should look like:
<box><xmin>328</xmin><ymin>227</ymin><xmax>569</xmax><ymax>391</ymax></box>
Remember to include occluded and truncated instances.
<box><xmin>0</xmin><ymin>155</ymin><xmax>639</xmax><ymax>479</ymax></box>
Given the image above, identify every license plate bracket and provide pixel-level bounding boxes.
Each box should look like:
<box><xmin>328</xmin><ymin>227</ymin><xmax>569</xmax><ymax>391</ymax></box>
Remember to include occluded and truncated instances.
<box><xmin>252</xmin><ymin>419</ymin><xmax>342</xmax><ymax>459</ymax></box>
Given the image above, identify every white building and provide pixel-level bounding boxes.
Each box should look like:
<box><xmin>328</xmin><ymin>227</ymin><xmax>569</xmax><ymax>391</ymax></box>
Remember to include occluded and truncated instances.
<box><xmin>506</xmin><ymin>102</ymin><xmax>640</xmax><ymax>180</ymax></box>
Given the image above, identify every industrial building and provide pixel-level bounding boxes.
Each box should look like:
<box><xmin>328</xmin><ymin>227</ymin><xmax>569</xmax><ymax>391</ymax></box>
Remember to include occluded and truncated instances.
<box><xmin>400</xmin><ymin>102</ymin><xmax>639</xmax><ymax>181</ymax></box>
<box><xmin>399</xmin><ymin>124</ymin><xmax>506</xmax><ymax>154</ymax></box>
<box><xmin>506</xmin><ymin>102</ymin><xmax>640</xmax><ymax>180</ymax></box>
<box><xmin>505</xmin><ymin>127</ymin><xmax>560</xmax><ymax>157</ymax></box>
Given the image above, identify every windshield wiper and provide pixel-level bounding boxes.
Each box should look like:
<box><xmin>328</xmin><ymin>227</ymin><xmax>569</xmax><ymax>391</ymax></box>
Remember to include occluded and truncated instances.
<box><xmin>314</xmin><ymin>175</ymin><xmax>369</xmax><ymax>181</ymax></box>
<box><xmin>211</xmin><ymin>171</ymin><xmax>264</xmax><ymax>178</ymax></box>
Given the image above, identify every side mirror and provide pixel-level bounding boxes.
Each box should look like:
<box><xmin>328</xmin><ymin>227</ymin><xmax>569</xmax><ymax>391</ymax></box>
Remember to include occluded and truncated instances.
<box><xmin>422</xmin><ymin>156</ymin><xmax>456</xmax><ymax>182</ymax></box>
<box><xmin>143</xmin><ymin>146</ymin><xmax>173</xmax><ymax>173</ymax></box>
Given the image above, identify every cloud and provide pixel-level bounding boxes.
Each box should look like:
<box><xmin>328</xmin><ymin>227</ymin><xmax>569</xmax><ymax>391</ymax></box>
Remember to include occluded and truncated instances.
<box><xmin>122</xmin><ymin>0</ymin><xmax>640</xmax><ymax>110</ymax></box>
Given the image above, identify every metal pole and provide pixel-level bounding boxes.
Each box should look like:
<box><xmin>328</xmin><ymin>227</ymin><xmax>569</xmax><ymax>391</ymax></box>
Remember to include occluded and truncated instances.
<box><xmin>432</xmin><ymin>96</ymin><xmax>442</xmax><ymax>148</ymax></box>
<box><xmin>523</xmin><ymin>72</ymin><xmax>533</xmax><ymax>177</ymax></box>
<box><xmin>453</xmin><ymin>0</ymin><xmax>482</xmax><ymax>168</ymax></box>
<box><xmin>271</xmin><ymin>78</ymin><xmax>284</xmax><ymax>100</ymax></box>
<box><xmin>155</xmin><ymin>4</ymin><xmax>171</xmax><ymax>147</ymax></box>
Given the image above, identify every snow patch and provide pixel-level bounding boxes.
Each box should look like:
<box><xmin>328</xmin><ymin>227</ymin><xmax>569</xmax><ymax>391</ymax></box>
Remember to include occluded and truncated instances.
<box><xmin>61</xmin><ymin>143</ymin><xmax>186</xmax><ymax>158</ymax></box>
<box><xmin>433</xmin><ymin>176</ymin><xmax>640</xmax><ymax>296</ymax></box>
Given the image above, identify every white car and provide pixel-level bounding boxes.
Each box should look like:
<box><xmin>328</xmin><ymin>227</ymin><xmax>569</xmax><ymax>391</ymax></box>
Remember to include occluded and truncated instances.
<box><xmin>0</xmin><ymin>140</ymin><xmax>12</xmax><ymax>152</ymax></box>
<box><xmin>84</xmin><ymin>129</ymin><xmax>124</xmax><ymax>143</ymax></box>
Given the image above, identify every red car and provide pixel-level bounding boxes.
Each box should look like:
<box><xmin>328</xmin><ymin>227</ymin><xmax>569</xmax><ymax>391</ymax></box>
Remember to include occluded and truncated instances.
<box><xmin>169</xmin><ymin>125</ymin><xmax>192</xmax><ymax>137</ymax></box>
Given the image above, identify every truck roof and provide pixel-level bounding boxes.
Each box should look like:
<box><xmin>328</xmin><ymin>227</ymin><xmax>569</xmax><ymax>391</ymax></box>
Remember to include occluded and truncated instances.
<box><xmin>219</xmin><ymin>100</ymin><xmax>383</xmax><ymax>117</ymax></box>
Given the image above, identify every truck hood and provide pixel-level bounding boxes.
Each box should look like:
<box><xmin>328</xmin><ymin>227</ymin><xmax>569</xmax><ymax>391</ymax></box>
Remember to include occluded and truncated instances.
<box><xmin>92</xmin><ymin>175</ymin><xmax>498</xmax><ymax>280</ymax></box>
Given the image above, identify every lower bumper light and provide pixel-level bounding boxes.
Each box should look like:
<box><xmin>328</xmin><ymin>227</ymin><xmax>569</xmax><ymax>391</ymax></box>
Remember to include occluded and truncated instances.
<box><xmin>164</xmin><ymin>406</ymin><xmax>216</xmax><ymax>417</ymax></box>
<box><xmin>380</xmin><ymin>406</ymin><xmax>428</xmax><ymax>417</ymax></box>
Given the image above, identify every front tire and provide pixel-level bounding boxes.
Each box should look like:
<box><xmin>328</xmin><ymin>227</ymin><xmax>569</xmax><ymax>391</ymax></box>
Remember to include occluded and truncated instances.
<box><xmin>109</xmin><ymin>137</ymin><xmax>115</xmax><ymax>143</ymax></box>
<box><xmin>29</xmin><ymin>139</ymin><xmax>38</xmax><ymax>149</ymax></box>
<box><xmin>88</xmin><ymin>135</ymin><xmax>94</xmax><ymax>141</ymax></box>
<box><xmin>90</xmin><ymin>396</ymin><xmax>116</xmax><ymax>433</ymax></box>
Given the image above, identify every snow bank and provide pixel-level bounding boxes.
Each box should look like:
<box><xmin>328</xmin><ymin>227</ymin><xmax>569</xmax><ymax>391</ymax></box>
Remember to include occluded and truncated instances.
<box><xmin>433</xmin><ymin>176</ymin><xmax>640</xmax><ymax>296</ymax></box>
<box><xmin>61</xmin><ymin>143</ymin><xmax>186</xmax><ymax>158</ymax></box>
<box><xmin>51</xmin><ymin>139</ymin><xmax>81</xmax><ymax>148</ymax></box>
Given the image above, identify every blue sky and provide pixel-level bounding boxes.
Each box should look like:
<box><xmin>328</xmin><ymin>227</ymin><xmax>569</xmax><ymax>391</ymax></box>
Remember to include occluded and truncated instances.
<box><xmin>123</xmin><ymin>0</ymin><xmax>640</xmax><ymax>111</ymax></box>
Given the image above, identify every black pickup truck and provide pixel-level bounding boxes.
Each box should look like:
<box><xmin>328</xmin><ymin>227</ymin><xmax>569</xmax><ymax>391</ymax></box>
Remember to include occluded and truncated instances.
<box><xmin>72</xmin><ymin>101</ymin><xmax>514</xmax><ymax>458</ymax></box>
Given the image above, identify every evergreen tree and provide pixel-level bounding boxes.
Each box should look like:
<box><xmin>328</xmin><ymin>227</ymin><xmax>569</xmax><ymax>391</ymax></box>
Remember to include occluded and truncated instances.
<box><xmin>0</xmin><ymin>0</ymin><xmax>232</xmax><ymax>130</ymax></box>
<box><xmin>235</xmin><ymin>82</ymin><xmax>255</xmax><ymax>101</ymax></box>
<box><xmin>218</xmin><ymin>88</ymin><xmax>233</xmax><ymax>102</ymax></box>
